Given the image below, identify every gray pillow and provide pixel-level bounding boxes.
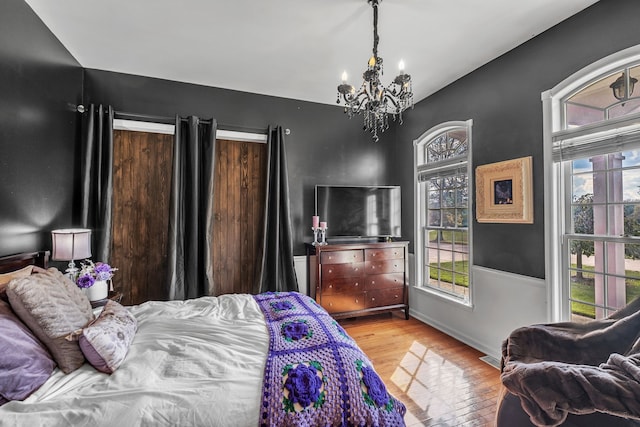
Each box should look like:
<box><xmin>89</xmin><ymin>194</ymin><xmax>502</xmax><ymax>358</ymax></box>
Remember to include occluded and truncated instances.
<box><xmin>7</xmin><ymin>268</ymin><xmax>94</xmax><ymax>374</ymax></box>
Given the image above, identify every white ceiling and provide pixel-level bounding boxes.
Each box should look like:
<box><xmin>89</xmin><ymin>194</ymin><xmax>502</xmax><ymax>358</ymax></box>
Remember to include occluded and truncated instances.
<box><xmin>24</xmin><ymin>0</ymin><xmax>600</xmax><ymax>106</ymax></box>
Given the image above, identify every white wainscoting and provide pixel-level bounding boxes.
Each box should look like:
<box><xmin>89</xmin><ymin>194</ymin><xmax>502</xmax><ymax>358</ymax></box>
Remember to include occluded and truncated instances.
<box><xmin>293</xmin><ymin>256</ymin><xmax>308</xmax><ymax>297</ymax></box>
<box><xmin>408</xmin><ymin>254</ymin><xmax>547</xmax><ymax>360</ymax></box>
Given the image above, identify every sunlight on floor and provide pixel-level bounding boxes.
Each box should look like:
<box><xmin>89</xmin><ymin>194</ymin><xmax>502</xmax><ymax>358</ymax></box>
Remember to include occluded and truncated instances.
<box><xmin>391</xmin><ymin>341</ymin><xmax>467</xmax><ymax>423</ymax></box>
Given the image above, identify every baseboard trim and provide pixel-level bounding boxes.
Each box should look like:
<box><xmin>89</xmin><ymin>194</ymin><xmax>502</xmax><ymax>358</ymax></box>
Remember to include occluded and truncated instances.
<box><xmin>409</xmin><ymin>308</ymin><xmax>502</xmax><ymax>361</ymax></box>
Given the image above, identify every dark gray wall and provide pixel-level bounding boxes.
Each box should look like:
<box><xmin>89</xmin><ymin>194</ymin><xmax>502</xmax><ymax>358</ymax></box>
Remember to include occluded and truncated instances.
<box><xmin>84</xmin><ymin>70</ymin><xmax>401</xmax><ymax>255</ymax></box>
<box><xmin>393</xmin><ymin>0</ymin><xmax>640</xmax><ymax>279</ymax></box>
<box><xmin>0</xmin><ymin>0</ymin><xmax>83</xmax><ymax>256</ymax></box>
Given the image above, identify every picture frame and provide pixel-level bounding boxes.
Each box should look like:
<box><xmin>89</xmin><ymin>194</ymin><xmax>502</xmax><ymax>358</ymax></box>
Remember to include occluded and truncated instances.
<box><xmin>475</xmin><ymin>156</ymin><xmax>533</xmax><ymax>224</ymax></box>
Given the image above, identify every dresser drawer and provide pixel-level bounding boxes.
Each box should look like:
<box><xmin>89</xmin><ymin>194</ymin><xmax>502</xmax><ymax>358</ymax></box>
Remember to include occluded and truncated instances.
<box><xmin>321</xmin><ymin>293</ymin><xmax>366</xmax><ymax>314</ymax></box>
<box><xmin>366</xmin><ymin>287</ymin><xmax>404</xmax><ymax>308</ymax></box>
<box><xmin>365</xmin><ymin>272</ymin><xmax>404</xmax><ymax>290</ymax></box>
<box><xmin>365</xmin><ymin>259</ymin><xmax>405</xmax><ymax>274</ymax></box>
<box><xmin>365</xmin><ymin>247</ymin><xmax>404</xmax><ymax>261</ymax></box>
<box><xmin>321</xmin><ymin>276</ymin><xmax>364</xmax><ymax>295</ymax></box>
<box><xmin>320</xmin><ymin>250</ymin><xmax>363</xmax><ymax>264</ymax></box>
<box><xmin>321</xmin><ymin>262</ymin><xmax>364</xmax><ymax>280</ymax></box>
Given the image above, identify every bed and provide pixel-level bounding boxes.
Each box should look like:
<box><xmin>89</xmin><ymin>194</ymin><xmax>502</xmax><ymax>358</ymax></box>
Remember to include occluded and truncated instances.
<box><xmin>0</xmin><ymin>251</ymin><xmax>406</xmax><ymax>426</ymax></box>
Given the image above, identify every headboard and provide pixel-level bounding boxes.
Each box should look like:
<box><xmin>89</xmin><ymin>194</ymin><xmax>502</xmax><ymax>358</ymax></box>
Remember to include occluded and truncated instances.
<box><xmin>0</xmin><ymin>251</ymin><xmax>49</xmax><ymax>273</ymax></box>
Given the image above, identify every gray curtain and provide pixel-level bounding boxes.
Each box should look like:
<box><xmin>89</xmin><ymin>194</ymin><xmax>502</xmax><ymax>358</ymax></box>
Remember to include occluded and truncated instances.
<box><xmin>166</xmin><ymin>116</ymin><xmax>217</xmax><ymax>300</ymax></box>
<box><xmin>80</xmin><ymin>104</ymin><xmax>114</xmax><ymax>263</ymax></box>
<box><xmin>255</xmin><ymin>126</ymin><xmax>299</xmax><ymax>293</ymax></box>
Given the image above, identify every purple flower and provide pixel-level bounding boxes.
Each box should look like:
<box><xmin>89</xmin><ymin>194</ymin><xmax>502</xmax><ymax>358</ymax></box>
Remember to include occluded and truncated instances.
<box><xmin>284</xmin><ymin>364</ymin><xmax>323</xmax><ymax>408</ymax></box>
<box><xmin>362</xmin><ymin>366</ymin><xmax>388</xmax><ymax>407</ymax></box>
<box><xmin>282</xmin><ymin>321</ymin><xmax>310</xmax><ymax>341</ymax></box>
<box><xmin>271</xmin><ymin>301</ymin><xmax>293</xmax><ymax>312</ymax></box>
<box><xmin>77</xmin><ymin>274</ymin><xmax>96</xmax><ymax>289</ymax></box>
<box><xmin>93</xmin><ymin>262</ymin><xmax>114</xmax><ymax>281</ymax></box>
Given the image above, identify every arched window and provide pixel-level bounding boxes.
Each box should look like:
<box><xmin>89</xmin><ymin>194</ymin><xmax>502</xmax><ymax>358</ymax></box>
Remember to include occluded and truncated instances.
<box><xmin>414</xmin><ymin>120</ymin><xmax>472</xmax><ymax>304</ymax></box>
<box><xmin>543</xmin><ymin>46</ymin><xmax>640</xmax><ymax>321</ymax></box>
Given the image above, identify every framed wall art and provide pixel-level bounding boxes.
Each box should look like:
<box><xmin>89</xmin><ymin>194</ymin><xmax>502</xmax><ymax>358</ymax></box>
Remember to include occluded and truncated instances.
<box><xmin>475</xmin><ymin>156</ymin><xmax>533</xmax><ymax>223</ymax></box>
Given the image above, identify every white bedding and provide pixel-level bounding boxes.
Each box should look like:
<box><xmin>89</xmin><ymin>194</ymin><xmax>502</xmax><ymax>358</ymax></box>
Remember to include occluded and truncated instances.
<box><xmin>0</xmin><ymin>294</ymin><xmax>269</xmax><ymax>427</ymax></box>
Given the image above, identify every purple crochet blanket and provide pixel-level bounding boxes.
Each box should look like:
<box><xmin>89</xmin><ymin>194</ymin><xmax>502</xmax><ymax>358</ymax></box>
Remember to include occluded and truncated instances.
<box><xmin>253</xmin><ymin>292</ymin><xmax>406</xmax><ymax>427</ymax></box>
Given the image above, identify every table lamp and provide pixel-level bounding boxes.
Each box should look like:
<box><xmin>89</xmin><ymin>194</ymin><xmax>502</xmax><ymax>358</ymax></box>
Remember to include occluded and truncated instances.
<box><xmin>51</xmin><ymin>228</ymin><xmax>92</xmax><ymax>278</ymax></box>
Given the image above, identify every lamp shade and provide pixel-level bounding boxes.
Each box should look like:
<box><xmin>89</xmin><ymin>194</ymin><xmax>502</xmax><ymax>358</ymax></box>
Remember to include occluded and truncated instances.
<box><xmin>51</xmin><ymin>229</ymin><xmax>92</xmax><ymax>261</ymax></box>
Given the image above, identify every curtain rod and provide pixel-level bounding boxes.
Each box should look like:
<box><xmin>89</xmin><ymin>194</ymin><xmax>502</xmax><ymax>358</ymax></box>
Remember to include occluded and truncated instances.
<box><xmin>110</xmin><ymin>110</ymin><xmax>268</xmax><ymax>135</ymax></box>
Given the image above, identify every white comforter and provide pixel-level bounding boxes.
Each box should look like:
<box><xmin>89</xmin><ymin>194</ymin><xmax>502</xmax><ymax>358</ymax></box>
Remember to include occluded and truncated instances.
<box><xmin>0</xmin><ymin>294</ymin><xmax>269</xmax><ymax>427</ymax></box>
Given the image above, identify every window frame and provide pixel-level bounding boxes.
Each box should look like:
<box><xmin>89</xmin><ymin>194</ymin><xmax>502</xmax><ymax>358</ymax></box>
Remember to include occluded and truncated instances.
<box><xmin>543</xmin><ymin>45</ymin><xmax>640</xmax><ymax>321</ymax></box>
<box><xmin>413</xmin><ymin>120</ymin><xmax>473</xmax><ymax>306</ymax></box>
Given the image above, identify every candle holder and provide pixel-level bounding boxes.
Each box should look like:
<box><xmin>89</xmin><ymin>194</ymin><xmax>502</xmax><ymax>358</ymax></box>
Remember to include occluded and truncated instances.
<box><xmin>319</xmin><ymin>227</ymin><xmax>328</xmax><ymax>246</ymax></box>
<box><xmin>312</xmin><ymin>227</ymin><xmax>321</xmax><ymax>246</ymax></box>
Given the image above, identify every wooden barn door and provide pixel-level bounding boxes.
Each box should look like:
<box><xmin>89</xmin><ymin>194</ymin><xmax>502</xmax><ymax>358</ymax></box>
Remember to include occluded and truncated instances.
<box><xmin>212</xmin><ymin>139</ymin><xmax>267</xmax><ymax>295</ymax></box>
<box><xmin>110</xmin><ymin>131</ymin><xmax>267</xmax><ymax>303</ymax></box>
<box><xmin>111</xmin><ymin>129</ymin><xmax>173</xmax><ymax>305</ymax></box>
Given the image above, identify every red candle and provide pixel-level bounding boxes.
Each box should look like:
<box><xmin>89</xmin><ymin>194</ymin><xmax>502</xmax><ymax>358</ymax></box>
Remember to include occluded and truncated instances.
<box><xmin>312</xmin><ymin>216</ymin><xmax>319</xmax><ymax>228</ymax></box>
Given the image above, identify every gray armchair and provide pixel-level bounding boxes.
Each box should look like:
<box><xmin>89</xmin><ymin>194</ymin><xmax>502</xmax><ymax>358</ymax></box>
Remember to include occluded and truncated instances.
<box><xmin>497</xmin><ymin>297</ymin><xmax>640</xmax><ymax>426</ymax></box>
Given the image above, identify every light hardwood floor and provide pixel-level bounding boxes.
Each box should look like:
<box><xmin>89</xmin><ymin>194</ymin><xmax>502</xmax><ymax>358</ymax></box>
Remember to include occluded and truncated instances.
<box><xmin>340</xmin><ymin>312</ymin><xmax>502</xmax><ymax>426</ymax></box>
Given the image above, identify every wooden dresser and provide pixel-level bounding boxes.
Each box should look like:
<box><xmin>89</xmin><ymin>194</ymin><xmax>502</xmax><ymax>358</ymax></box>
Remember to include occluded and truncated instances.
<box><xmin>306</xmin><ymin>241</ymin><xmax>409</xmax><ymax>319</ymax></box>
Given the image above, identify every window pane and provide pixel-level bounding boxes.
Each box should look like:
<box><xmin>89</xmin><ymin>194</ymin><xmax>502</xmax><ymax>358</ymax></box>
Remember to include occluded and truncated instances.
<box><xmin>571</xmin><ymin>204</ymin><xmax>594</xmax><ymax>235</ymax></box>
<box><xmin>572</xmin><ymin>173</ymin><xmax>593</xmax><ymax>199</ymax></box>
<box><xmin>572</xmin><ymin>158</ymin><xmax>594</xmax><ymax>174</ymax></box>
<box><xmin>441</xmin><ymin>209</ymin><xmax>456</xmax><ymax>227</ymax></box>
<box><xmin>569</xmin><ymin>238</ymin><xmax>597</xmax><ymax>272</ymax></box>
<box><xmin>621</xmin><ymin>150</ymin><xmax>640</xmax><ymax>168</ymax></box>
<box><xmin>428</xmin><ymin>190</ymin><xmax>440</xmax><ymax>208</ymax></box>
<box><xmin>442</xmin><ymin>190</ymin><xmax>455</xmax><ymax>207</ymax></box>
<box><xmin>609</xmin><ymin>98</ymin><xmax>640</xmax><ymax>119</ymax></box>
<box><xmin>418</xmin><ymin>124</ymin><xmax>470</xmax><ymax>302</ymax></box>
<box><xmin>428</xmin><ymin>210</ymin><xmax>441</xmax><ymax>227</ymax></box>
<box><xmin>624</xmin><ymin>207</ymin><xmax>640</xmax><ymax>237</ymax></box>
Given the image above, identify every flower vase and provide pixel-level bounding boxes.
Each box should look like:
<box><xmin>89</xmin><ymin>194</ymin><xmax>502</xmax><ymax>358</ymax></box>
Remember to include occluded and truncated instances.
<box><xmin>86</xmin><ymin>280</ymin><xmax>108</xmax><ymax>301</ymax></box>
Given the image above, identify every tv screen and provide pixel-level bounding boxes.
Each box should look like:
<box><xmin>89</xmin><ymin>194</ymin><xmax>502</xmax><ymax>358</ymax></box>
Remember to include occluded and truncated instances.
<box><xmin>315</xmin><ymin>185</ymin><xmax>401</xmax><ymax>239</ymax></box>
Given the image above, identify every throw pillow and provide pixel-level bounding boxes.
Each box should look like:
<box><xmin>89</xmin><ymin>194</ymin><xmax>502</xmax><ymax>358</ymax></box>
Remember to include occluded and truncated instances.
<box><xmin>0</xmin><ymin>300</ymin><xmax>55</xmax><ymax>403</ymax></box>
<box><xmin>7</xmin><ymin>268</ymin><xmax>94</xmax><ymax>373</ymax></box>
<box><xmin>77</xmin><ymin>300</ymin><xmax>137</xmax><ymax>374</ymax></box>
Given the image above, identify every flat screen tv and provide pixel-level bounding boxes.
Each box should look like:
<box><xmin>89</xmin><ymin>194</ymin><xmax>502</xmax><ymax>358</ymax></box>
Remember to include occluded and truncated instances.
<box><xmin>315</xmin><ymin>185</ymin><xmax>401</xmax><ymax>240</ymax></box>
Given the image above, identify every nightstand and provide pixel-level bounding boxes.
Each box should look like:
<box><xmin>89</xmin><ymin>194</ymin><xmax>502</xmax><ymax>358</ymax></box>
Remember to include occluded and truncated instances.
<box><xmin>90</xmin><ymin>291</ymin><xmax>123</xmax><ymax>309</ymax></box>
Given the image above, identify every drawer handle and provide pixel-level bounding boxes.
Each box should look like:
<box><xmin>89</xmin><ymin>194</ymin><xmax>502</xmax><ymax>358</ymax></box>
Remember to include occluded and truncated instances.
<box><xmin>328</xmin><ymin>285</ymin><xmax>332</xmax><ymax>289</ymax></box>
<box><xmin>354</xmin><ymin>267</ymin><xmax>359</xmax><ymax>271</ymax></box>
<box><xmin>371</xmin><ymin>280</ymin><xmax>375</xmax><ymax>285</ymax></box>
<box><xmin>355</xmin><ymin>282</ymin><xmax>359</xmax><ymax>287</ymax></box>
<box><xmin>395</xmin><ymin>295</ymin><xmax>398</xmax><ymax>298</ymax></box>
<box><xmin>371</xmin><ymin>297</ymin><xmax>375</xmax><ymax>301</ymax></box>
<box><xmin>355</xmin><ymin>299</ymin><xmax>359</xmax><ymax>303</ymax></box>
<box><xmin>328</xmin><ymin>269</ymin><xmax>333</xmax><ymax>273</ymax></box>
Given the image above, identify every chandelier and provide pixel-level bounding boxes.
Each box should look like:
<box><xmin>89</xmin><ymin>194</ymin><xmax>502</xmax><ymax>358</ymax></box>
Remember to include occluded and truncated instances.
<box><xmin>337</xmin><ymin>0</ymin><xmax>413</xmax><ymax>142</ymax></box>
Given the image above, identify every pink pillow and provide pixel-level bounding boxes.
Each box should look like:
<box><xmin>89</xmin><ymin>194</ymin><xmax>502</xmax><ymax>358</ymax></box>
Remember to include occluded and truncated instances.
<box><xmin>78</xmin><ymin>300</ymin><xmax>137</xmax><ymax>374</ymax></box>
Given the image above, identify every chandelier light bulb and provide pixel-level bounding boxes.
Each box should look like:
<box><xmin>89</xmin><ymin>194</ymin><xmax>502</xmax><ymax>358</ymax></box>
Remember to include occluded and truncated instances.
<box><xmin>399</xmin><ymin>60</ymin><xmax>405</xmax><ymax>73</ymax></box>
<box><xmin>341</xmin><ymin>71</ymin><xmax>348</xmax><ymax>83</ymax></box>
<box><xmin>368</xmin><ymin>56</ymin><xmax>376</xmax><ymax>67</ymax></box>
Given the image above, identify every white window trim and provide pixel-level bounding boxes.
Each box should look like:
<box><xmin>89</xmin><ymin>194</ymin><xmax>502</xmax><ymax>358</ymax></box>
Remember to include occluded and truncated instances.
<box><xmin>542</xmin><ymin>44</ymin><xmax>640</xmax><ymax>322</ymax></box>
<box><xmin>413</xmin><ymin>119</ymin><xmax>473</xmax><ymax>307</ymax></box>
